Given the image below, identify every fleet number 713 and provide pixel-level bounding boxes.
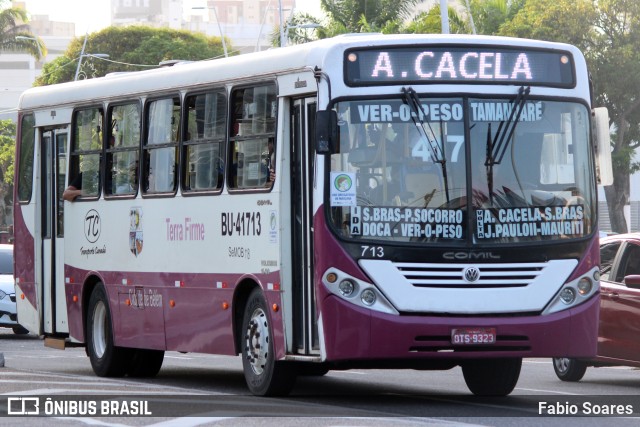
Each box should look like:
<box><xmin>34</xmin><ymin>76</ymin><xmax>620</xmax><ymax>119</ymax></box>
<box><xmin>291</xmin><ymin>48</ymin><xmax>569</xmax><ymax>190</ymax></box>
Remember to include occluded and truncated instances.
<box><xmin>361</xmin><ymin>245</ymin><xmax>384</xmax><ymax>258</ymax></box>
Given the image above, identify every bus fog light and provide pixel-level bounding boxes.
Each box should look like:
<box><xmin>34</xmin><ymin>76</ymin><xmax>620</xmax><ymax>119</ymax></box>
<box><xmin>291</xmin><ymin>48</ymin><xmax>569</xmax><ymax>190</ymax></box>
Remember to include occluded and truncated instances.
<box><xmin>361</xmin><ymin>289</ymin><xmax>376</xmax><ymax>306</ymax></box>
<box><xmin>559</xmin><ymin>288</ymin><xmax>576</xmax><ymax>304</ymax></box>
<box><xmin>338</xmin><ymin>279</ymin><xmax>355</xmax><ymax>297</ymax></box>
<box><xmin>577</xmin><ymin>278</ymin><xmax>592</xmax><ymax>296</ymax></box>
<box><xmin>593</xmin><ymin>270</ymin><xmax>601</xmax><ymax>281</ymax></box>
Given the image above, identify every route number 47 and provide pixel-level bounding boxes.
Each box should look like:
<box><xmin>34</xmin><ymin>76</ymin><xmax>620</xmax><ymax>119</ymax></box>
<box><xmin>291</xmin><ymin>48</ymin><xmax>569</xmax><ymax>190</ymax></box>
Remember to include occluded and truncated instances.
<box><xmin>411</xmin><ymin>135</ymin><xmax>464</xmax><ymax>162</ymax></box>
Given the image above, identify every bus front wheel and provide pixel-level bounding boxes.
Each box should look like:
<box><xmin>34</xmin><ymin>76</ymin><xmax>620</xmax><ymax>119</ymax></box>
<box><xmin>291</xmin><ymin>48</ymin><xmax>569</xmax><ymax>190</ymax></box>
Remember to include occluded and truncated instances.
<box><xmin>462</xmin><ymin>358</ymin><xmax>522</xmax><ymax>396</ymax></box>
<box><xmin>552</xmin><ymin>357</ymin><xmax>587</xmax><ymax>382</ymax></box>
<box><xmin>128</xmin><ymin>349</ymin><xmax>165</xmax><ymax>377</ymax></box>
<box><xmin>241</xmin><ymin>288</ymin><xmax>296</xmax><ymax>396</ymax></box>
<box><xmin>86</xmin><ymin>283</ymin><xmax>131</xmax><ymax>377</ymax></box>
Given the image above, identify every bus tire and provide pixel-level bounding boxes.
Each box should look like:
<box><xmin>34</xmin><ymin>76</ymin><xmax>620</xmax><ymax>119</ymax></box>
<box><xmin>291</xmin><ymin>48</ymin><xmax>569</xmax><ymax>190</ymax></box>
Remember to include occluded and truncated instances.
<box><xmin>462</xmin><ymin>358</ymin><xmax>521</xmax><ymax>396</ymax></box>
<box><xmin>297</xmin><ymin>364</ymin><xmax>329</xmax><ymax>376</ymax></box>
<box><xmin>128</xmin><ymin>349</ymin><xmax>165</xmax><ymax>378</ymax></box>
<box><xmin>12</xmin><ymin>325</ymin><xmax>29</xmax><ymax>335</ymax></box>
<box><xmin>86</xmin><ymin>283</ymin><xmax>131</xmax><ymax>377</ymax></box>
<box><xmin>552</xmin><ymin>357</ymin><xmax>587</xmax><ymax>382</ymax></box>
<box><xmin>241</xmin><ymin>288</ymin><xmax>296</xmax><ymax>396</ymax></box>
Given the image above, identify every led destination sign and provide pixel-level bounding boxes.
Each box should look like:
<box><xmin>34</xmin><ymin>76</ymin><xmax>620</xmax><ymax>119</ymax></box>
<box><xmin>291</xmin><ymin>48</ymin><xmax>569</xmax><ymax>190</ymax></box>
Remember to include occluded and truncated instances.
<box><xmin>345</xmin><ymin>46</ymin><xmax>575</xmax><ymax>87</ymax></box>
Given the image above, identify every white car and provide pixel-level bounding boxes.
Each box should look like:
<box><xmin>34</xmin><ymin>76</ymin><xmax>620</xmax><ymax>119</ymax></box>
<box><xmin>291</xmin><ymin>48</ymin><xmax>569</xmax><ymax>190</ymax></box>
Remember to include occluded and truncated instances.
<box><xmin>0</xmin><ymin>244</ymin><xmax>29</xmax><ymax>335</ymax></box>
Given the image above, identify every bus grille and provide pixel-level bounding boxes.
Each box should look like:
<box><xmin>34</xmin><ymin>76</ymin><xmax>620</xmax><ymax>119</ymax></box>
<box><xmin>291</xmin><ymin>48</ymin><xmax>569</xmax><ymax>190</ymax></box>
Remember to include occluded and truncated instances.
<box><xmin>393</xmin><ymin>262</ymin><xmax>546</xmax><ymax>289</ymax></box>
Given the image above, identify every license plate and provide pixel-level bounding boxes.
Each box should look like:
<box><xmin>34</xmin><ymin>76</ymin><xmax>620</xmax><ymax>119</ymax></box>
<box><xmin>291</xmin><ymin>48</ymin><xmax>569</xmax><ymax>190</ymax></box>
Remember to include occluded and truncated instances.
<box><xmin>451</xmin><ymin>327</ymin><xmax>496</xmax><ymax>345</ymax></box>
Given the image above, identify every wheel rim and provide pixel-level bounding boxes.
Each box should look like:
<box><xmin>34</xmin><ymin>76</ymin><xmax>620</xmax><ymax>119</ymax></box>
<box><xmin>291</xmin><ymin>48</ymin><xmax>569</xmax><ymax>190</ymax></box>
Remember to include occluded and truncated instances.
<box><xmin>554</xmin><ymin>357</ymin><xmax>570</xmax><ymax>374</ymax></box>
<box><xmin>245</xmin><ymin>307</ymin><xmax>269</xmax><ymax>376</ymax></box>
<box><xmin>92</xmin><ymin>300</ymin><xmax>108</xmax><ymax>358</ymax></box>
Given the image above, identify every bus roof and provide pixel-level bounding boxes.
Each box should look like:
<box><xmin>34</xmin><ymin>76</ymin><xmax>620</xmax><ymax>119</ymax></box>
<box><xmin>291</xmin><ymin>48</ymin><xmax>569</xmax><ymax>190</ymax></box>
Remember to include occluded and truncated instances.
<box><xmin>18</xmin><ymin>33</ymin><xmax>586</xmax><ymax>112</ymax></box>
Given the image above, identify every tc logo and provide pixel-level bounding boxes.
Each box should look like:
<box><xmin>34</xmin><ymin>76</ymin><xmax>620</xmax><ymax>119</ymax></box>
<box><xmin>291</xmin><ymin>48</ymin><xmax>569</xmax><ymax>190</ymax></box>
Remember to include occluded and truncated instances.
<box><xmin>84</xmin><ymin>209</ymin><xmax>101</xmax><ymax>243</ymax></box>
<box><xmin>7</xmin><ymin>397</ymin><xmax>39</xmax><ymax>415</ymax></box>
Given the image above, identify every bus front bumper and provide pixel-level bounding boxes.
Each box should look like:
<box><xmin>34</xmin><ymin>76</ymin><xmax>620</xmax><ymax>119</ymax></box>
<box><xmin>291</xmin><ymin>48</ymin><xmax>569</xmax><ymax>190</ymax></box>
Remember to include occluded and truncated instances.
<box><xmin>320</xmin><ymin>293</ymin><xmax>598</xmax><ymax>363</ymax></box>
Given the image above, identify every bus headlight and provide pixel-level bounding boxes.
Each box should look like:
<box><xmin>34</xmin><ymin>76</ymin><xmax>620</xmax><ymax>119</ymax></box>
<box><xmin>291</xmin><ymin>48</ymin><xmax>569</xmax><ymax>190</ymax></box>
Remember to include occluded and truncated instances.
<box><xmin>559</xmin><ymin>287</ymin><xmax>576</xmax><ymax>304</ymax></box>
<box><xmin>338</xmin><ymin>279</ymin><xmax>356</xmax><ymax>297</ymax></box>
<box><xmin>322</xmin><ymin>268</ymin><xmax>398</xmax><ymax>315</ymax></box>
<box><xmin>542</xmin><ymin>266</ymin><xmax>600</xmax><ymax>315</ymax></box>
<box><xmin>577</xmin><ymin>277</ymin><xmax>592</xmax><ymax>296</ymax></box>
<box><xmin>360</xmin><ymin>289</ymin><xmax>376</xmax><ymax>306</ymax></box>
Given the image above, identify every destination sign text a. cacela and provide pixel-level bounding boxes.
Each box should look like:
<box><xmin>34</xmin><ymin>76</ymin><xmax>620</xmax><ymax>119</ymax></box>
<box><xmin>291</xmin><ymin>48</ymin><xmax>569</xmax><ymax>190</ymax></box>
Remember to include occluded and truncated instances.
<box><xmin>345</xmin><ymin>46</ymin><xmax>575</xmax><ymax>87</ymax></box>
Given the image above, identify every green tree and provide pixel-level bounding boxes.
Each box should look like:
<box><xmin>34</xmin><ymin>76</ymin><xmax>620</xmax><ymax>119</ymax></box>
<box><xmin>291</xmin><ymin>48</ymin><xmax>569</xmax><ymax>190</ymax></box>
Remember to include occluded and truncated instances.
<box><xmin>466</xmin><ymin>0</ymin><xmax>525</xmax><ymax>35</ymax></box>
<box><xmin>589</xmin><ymin>0</ymin><xmax>640</xmax><ymax>233</ymax></box>
<box><xmin>270</xmin><ymin>12</ymin><xmax>322</xmax><ymax>47</ymax></box>
<box><xmin>0</xmin><ymin>0</ymin><xmax>46</xmax><ymax>60</ymax></box>
<box><xmin>497</xmin><ymin>0</ymin><xmax>595</xmax><ymax>46</ymax></box>
<box><xmin>498</xmin><ymin>0</ymin><xmax>640</xmax><ymax>233</ymax></box>
<box><xmin>0</xmin><ymin>119</ymin><xmax>16</xmax><ymax>229</ymax></box>
<box><xmin>320</xmin><ymin>0</ymin><xmax>420</xmax><ymax>34</ymax></box>
<box><xmin>35</xmin><ymin>26</ymin><xmax>230</xmax><ymax>86</ymax></box>
<box><xmin>403</xmin><ymin>5</ymin><xmax>471</xmax><ymax>34</ymax></box>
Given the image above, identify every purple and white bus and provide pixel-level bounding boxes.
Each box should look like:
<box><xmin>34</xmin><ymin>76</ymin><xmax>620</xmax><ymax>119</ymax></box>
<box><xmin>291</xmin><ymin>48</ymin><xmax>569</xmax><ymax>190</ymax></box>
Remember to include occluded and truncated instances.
<box><xmin>14</xmin><ymin>34</ymin><xmax>612</xmax><ymax>396</ymax></box>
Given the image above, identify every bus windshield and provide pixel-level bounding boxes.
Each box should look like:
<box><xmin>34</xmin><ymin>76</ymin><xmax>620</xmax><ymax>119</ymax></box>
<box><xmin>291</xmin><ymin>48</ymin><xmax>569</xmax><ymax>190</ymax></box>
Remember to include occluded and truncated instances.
<box><xmin>329</xmin><ymin>95</ymin><xmax>595</xmax><ymax>244</ymax></box>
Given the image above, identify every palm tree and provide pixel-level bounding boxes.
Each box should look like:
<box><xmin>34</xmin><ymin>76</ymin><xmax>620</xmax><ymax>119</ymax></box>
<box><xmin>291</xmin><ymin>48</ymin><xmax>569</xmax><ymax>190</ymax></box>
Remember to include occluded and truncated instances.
<box><xmin>321</xmin><ymin>0</ymin><xmax>420</xmax><ymax>34</ymax></box>
<box><xmin>0</xmin><ymin>2</ymin><xmax>46</xmax><ymax>60</ymax></box>
<box><xmin>270</xmin><ymin>12</ymin><xmax>322</xmax><ymax>47</ymax></box>
<box><xmin>464</xmin><ymin>0</ymin><xmax>526</xmax><ymax>35</ymax></box>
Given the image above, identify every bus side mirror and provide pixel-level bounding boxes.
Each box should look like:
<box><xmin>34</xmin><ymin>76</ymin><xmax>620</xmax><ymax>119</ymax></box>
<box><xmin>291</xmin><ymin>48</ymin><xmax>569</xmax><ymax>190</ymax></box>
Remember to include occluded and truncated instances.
<box><xmin>592</xmin><ymin>107</ymin><xmax>613</xmax><ymax>186</ymax></box>
<box><xmin>624</xmin><ymin>275</ymin><xmax>640</xmax><ymax>289</ymax></box>
<box><xmin>315</xmin><ymin>110</ymin><xmax>338</xmax><ymax>155</ymax></box>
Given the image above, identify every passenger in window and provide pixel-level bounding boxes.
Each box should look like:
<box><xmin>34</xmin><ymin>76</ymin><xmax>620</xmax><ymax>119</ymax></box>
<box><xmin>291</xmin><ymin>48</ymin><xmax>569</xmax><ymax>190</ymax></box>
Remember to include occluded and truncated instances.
<box><xmin>266</xmin><ymin>138</ymin><xmax>276</xmax><ymax>184</ymax></box>
<box><xmin>63</xmin><ymin>173</ymin><xmax>83</xmax><ymax>201</ymax></box>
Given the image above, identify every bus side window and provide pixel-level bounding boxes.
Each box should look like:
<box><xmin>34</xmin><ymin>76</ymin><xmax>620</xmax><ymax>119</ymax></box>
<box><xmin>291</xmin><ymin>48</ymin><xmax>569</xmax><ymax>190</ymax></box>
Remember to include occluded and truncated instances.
<box><xmin>106</xmin><ymin>102</ymin><xmax>140</xmax><ymax>197</ymax></box>
<box><xmin>70</xmin><ymin>107</ymin><xmax>103</xmax><ymax>198</ymax></box>
<box><xmin>17</xmin><ymin>114</ymin><xmax>36</xmax><ymax>203</ymax></box>
<box><xmin>229</xmin><ymin>84</ymin><xmax>276</xmax><ymax>190</ymax></box>
<box><xmin>143</xmin><ymin>97</ymin><xmax>180</xmax><ymax>194</ymax></box>
<box><xmin>183</xmin><ymin>90</ymin><xmax>226</xmax><ymax>192</ymax></box>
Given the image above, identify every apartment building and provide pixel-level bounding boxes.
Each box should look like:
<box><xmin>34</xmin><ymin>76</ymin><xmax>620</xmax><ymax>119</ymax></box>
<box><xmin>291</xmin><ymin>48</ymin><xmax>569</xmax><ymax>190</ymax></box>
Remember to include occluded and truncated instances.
<box><xmin>0</xmin><ymin>2</ymin><xmax>75</xmax><ymax>121</ymax></box>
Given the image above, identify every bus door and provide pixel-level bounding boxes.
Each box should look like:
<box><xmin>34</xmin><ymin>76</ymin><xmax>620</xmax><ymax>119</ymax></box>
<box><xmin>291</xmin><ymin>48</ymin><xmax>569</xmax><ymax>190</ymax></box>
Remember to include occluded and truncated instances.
<box><xmin>291</xmin><ymin>97</ymin><xmax>319</xmax><ymax>354</ymax></box>
<box><xmin>39</xmin><ymin>128</ymin><xmax>69</xmax><ymax>334</ymax></box>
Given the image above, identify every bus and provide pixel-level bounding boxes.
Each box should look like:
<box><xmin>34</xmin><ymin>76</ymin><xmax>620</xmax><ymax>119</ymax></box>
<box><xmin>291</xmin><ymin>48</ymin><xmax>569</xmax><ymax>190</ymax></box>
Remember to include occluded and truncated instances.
<box><xmin>13</xmin><ymin>34</ymin><xmax>613</xmax><ymax>396</ymax></box>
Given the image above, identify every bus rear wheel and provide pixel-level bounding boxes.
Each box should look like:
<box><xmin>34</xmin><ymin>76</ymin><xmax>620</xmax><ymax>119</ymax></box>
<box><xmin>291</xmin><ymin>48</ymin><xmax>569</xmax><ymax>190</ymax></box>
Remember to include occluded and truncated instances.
<box><xmin>86</xmin><ymin>283</ymin><xmax>131</xmax><ymax>377</ymax></box>
<box><xmin>297</xmin><ymin>364</ymin><xmax>329</xmax><ymax>376</ymax></box>
<box><xmin>241</xmin><ymin>288</ymin><xmax>296</xmax><ymax>396</ymax></box>
<box><xmin>462</xmin><ymin>358</ymin><xmax>522</xmax><ymax>396</ymax></box>
<box><xmin>552</xmin><ymin>357</ymin><xmax>587</xmax><ymax>382</ymax></box>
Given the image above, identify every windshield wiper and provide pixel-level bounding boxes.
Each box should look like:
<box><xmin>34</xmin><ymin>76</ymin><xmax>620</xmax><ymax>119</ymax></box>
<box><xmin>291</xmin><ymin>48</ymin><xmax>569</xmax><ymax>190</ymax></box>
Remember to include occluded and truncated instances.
<box><xmin>486</xmin><ymin>86</ymin><xmax>531</xmax><ymax>166</ymax></box>
<box><xmin>401</xmin><ymin>87</ymin><xmax>450</xmax><ymax>203</ymax></box>
<box><xmin>484</xmin><ymin>86</ymin><xmax>531</xmax><ymax>204</ymax></box>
